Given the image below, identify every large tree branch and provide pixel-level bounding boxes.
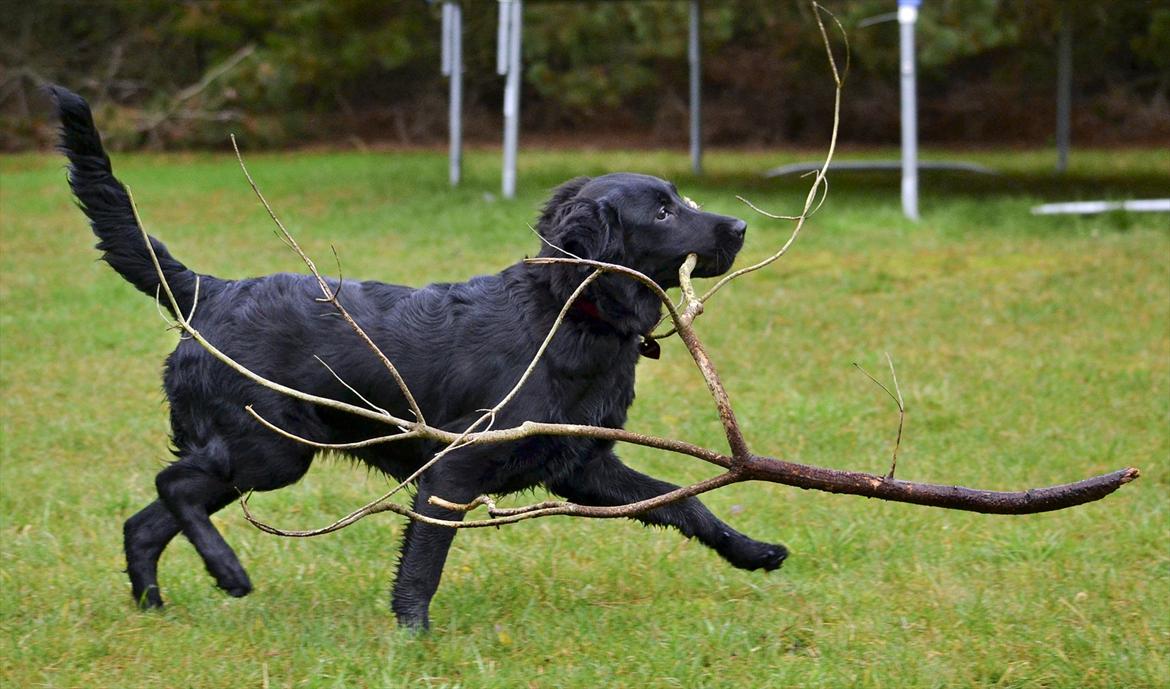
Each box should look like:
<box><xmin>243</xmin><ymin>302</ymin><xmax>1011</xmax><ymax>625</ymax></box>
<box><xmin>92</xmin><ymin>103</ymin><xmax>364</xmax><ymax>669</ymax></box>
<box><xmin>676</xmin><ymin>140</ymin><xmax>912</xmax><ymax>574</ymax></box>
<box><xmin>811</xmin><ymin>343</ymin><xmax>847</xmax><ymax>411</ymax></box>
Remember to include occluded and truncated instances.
<box><xmin>738</xmin><ymin>457</ymin><xmax>1139</xmax><ymax>515</ymax></box>
<box><xmin>132</xmin><ymin>200</ymin><xmax>1139</xmax><ymax>530</ymax></box>
<box><xmin>229</xmin><ymin>134</ymin><xmax>428</xmax><ymax>428</ymax></box>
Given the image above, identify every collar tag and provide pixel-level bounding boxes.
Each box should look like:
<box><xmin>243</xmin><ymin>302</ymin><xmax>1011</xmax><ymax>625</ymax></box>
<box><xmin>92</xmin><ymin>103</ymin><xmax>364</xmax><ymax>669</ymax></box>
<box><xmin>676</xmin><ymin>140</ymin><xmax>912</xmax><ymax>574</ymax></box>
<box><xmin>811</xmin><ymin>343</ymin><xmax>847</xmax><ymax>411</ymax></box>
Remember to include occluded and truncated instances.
<box><xmin>638</xmin><ymin>337</ymin><xmax>661</xmax><ymax>360</ymax></box>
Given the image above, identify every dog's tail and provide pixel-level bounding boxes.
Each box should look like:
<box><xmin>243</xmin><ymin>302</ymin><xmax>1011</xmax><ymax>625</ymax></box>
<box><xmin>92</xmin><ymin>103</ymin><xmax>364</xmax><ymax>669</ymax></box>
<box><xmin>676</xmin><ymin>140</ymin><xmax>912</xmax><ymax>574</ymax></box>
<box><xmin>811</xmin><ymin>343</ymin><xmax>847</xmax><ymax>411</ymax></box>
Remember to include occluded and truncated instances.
<box><xmin>48</xmin><ymin>85</ymin><xmax>198</xmax><ymax>317</ymax></box>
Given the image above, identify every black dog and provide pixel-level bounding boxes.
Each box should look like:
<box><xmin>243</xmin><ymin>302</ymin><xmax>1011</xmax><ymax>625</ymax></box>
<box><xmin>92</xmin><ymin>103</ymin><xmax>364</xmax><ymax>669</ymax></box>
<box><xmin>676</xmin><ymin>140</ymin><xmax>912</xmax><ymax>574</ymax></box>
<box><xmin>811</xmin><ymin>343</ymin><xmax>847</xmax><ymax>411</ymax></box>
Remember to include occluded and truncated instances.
<box><xmin>51</xmin><ymin>86</ymin><xmax>786</xmax><ymax>630</ymax></box>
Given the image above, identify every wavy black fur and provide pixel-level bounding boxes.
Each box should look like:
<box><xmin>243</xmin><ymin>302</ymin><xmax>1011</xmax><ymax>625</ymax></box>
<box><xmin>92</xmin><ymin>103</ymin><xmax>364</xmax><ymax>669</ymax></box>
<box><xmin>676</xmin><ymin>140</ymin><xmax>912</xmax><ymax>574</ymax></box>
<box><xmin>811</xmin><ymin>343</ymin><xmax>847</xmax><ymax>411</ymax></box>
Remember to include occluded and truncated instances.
<box><xmin>48</xmin><ymin>85</ymin><xmax>197</xmax><ymax>316</ymax></box>
<box><xmin>50</xmin><ymin>85</ymin><xmax>786</xmax><ymax>630</ymax></box>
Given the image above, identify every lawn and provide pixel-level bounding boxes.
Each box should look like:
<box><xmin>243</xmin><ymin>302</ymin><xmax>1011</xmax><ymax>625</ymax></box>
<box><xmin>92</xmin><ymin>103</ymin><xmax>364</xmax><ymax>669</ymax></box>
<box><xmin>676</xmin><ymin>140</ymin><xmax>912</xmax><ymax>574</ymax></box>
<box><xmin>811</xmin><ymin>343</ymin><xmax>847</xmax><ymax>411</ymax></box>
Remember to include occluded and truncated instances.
<box><xmin>1</xmin><ymin>145</ymin><xmax>1167</xmax><ymax>688</ymax></box>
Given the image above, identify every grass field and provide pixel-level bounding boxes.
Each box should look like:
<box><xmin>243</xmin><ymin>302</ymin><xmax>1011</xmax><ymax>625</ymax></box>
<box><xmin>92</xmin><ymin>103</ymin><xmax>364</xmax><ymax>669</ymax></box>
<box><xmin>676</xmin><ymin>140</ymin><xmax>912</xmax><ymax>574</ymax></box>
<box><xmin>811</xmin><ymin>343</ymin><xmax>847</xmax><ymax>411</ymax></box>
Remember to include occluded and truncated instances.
<box><xmin>1</xmin><ymin>145</ymin><xmax>1167</xmax><ymax>688</ymax></box>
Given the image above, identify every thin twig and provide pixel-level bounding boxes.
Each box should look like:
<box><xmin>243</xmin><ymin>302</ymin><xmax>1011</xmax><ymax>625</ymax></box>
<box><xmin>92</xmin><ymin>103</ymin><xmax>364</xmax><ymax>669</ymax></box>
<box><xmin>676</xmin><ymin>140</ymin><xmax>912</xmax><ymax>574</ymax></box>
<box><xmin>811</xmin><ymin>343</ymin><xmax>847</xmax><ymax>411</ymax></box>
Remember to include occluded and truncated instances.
<box><xmin>528</xmin><ymin>223</ymin><xmax>585</xmax><ymax>261</ymax></box>
<box><xmin>651</xmin><ymin>4</ymin><xmax>848</xmax><ymax>340</ymax></box>
<box><xmin>230</xmin><ymin>135</ymin><xmax>427</xmax><ymax>427</ymax></box>
<box><xmin>885</xmin><ymin>353</ymin><xmax>905</xmax><ymax>478</ymax></box>
<box><xmin>185</xmin><ymin>274</ymin><xmax>201</xmax><ymax>324</ymax></box>
<box><xmin>853</xmin><ymin>353</ymin><xmax>905</xmax><ymax>478</ymax></box>
<box><xmin>678</xmin><ymin>253</ymin><xmax>701</xmax><ymax>320</ymax></box>
<box><xmin>247</xmin><ymin>407</ymin><xmax>419</xmax><ymax>450</ymax></box>
<box><xmin>428</xmin><ymin>494</ymin><xmax>498</xmax><ymax>514</ymax></box>
<box><xmin>313</xmin><ymin>355</ymin><xmax>390</xmax><ymax>417</ymax></box>
<box><xmin>153</xmin><ymin>285</ymin><xmax>178</xmax><ymax>331</ymax></box>
<box><xmin>127</xmin><ymin>186</ymin><xmax>412</xmax><ymax>430</ymax></box>
<box><xmin>242</xmin><ymin>471</ymin><xmax>742</xmax><ymax>535</ymax></box>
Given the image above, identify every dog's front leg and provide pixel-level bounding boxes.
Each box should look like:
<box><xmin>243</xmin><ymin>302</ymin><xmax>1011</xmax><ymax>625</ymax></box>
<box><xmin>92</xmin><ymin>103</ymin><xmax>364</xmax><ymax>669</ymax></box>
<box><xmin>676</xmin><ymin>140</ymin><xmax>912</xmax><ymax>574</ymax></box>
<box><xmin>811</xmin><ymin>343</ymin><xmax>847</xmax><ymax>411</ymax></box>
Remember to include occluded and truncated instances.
<box><xmin>391</xmin><ymin>473</ymin><xmax>476</xmax><ymax>631</ymax></box>
<box><xmin>547</xmin><ymin>449</ymin><xmax>788</xmax><ymax>572</ymax></box>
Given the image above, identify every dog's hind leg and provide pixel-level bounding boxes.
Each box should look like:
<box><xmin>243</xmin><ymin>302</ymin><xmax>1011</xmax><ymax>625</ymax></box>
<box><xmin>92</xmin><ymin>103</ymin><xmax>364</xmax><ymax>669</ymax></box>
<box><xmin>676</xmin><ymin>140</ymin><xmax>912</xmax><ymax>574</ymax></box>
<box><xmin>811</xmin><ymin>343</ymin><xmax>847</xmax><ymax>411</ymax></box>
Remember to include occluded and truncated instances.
<box><xmin>153</xmin><ymin>456</ymin><xmax>256</xmax><ymax>598</ymax></box>
<box><xmin>124</xmin><ymin>501</ymin><xmax>178</xmax><ymax>608</ymax></box>
<box><xmin>124</xmin><ymin>499</ymin><xmax>202</xmax><ymax>608</ymax></box>
<box><xmin>148</xmin><ymin>428</ymin><xmax>306</xmax><ymax>597</ymax></box>
<box><xmin>547</xmin><ymin>450</ymin><xmax>788</xmax><ymax>572</ymax></box>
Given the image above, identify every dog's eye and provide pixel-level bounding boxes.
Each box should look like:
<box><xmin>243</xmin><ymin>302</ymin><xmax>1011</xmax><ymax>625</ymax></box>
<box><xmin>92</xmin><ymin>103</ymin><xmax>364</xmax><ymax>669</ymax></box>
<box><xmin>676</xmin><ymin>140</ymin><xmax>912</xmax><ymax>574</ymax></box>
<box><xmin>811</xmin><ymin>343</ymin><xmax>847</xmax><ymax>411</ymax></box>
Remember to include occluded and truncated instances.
<box><xmin>655</xmin><ymin>206</ymin><xmax>670</xmax><ymax>221</ymax></box>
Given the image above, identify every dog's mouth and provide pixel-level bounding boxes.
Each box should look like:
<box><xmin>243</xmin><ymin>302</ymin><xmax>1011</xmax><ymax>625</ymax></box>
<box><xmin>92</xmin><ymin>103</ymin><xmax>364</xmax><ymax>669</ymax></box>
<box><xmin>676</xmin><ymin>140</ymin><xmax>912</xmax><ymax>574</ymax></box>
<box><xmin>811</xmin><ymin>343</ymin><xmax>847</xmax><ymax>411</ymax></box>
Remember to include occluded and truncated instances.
<box><xmin>691</xmin><ymin>233</ymin><xmax>745</xmax><ymax>278</ymax></box>
<box><xmin>691</xmin><ymin>250</ymin><xmax>738</xmax><ymax>278</ymax></box>
<box><xmin>653</xmin><ymin>231</ymin><xmax>744</xmax><ymax>288</ymax></box>
<box><xmin>658</xmin><ymin>245</ymin><xmax>740</xmax><ymax>287</ymax></box>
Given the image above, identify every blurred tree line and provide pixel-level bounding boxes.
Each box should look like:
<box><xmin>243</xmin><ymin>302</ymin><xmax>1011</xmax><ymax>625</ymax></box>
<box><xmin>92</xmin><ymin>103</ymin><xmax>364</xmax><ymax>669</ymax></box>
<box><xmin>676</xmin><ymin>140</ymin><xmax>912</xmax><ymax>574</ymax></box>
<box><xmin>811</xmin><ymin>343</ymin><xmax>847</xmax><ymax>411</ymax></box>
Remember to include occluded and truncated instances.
<box><xmin>2</xmin><ymin>0</ymin><xmax>1166</xmax><ymax>151</ymax></box>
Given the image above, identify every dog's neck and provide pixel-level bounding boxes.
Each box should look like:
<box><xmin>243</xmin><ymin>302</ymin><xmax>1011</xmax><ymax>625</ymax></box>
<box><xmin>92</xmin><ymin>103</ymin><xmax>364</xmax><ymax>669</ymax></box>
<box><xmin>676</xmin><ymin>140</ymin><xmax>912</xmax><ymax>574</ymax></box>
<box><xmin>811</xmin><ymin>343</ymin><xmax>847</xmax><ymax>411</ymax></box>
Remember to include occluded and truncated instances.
<box><xmin>519</xmin><ymin>262</ymin><xmax>663</xmax><ymax>344</ymax></box>
<box><xmin>571</xmin><ymin>295</ymin><xmax>604</xmax><ymax>322</ymax></box>
<box><xmin>570</xmin><ymin>294</ymin><xmax>661</xmax><ymax>359</ymax></box>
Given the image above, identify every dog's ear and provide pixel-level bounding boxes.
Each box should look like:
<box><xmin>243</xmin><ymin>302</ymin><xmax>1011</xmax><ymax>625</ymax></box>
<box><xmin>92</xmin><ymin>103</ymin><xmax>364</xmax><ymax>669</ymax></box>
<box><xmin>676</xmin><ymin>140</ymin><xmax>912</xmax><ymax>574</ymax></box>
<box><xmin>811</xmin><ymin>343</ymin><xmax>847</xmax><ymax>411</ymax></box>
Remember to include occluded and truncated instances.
<box><xmin>537</xmin><ymin>176</ymin><xmax>591</xmax><ymax>231</ymax></box>
<box><xmin>543</xmin><ymin>199</ymin><xmax>622</xmax><ymax>262</ymax></box>
<box><xmin>536</xmin><ymin>179</ymin><xmax>623</xmax><ymax>263</ymax></box>
<box><xmin>533</xmin><ymin>178</ymin><xmax>659</xmax><ymax>334</ymax></box>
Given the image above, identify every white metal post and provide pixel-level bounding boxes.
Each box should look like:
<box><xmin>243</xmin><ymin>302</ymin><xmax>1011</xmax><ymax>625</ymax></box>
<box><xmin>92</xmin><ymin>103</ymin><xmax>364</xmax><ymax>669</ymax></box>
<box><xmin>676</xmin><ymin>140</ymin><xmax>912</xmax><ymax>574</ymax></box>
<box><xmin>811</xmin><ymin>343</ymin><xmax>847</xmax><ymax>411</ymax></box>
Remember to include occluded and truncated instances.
<box><xmin>898</xmin><ymin>0</ymin><xmax>920</xmax><ymax>221</ymax></box>
<box><xmin>441</xmin><ymin>2</ymin><xmax>463</xmax><ymax>187</ymax></box>
<box><xmin>689</xmin><ymin>0</ymin><xmax>702</xmax><ymax>176</ymax></box>
<box><xmin>499</xmin><ymin>0</ymin><xmax>523</xmax><ymax>199</ymax></box>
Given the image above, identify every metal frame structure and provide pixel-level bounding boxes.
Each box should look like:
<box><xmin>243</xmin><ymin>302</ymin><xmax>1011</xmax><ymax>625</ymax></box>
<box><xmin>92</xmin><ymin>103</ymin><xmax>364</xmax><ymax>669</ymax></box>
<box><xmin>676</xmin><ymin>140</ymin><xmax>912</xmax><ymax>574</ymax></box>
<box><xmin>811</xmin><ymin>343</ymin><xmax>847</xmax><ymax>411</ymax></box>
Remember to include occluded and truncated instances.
<box><xmin>438</xmin><ymin>0</ymin><xmax>704</xmax><ymax>198</ymax></box>
<box><xmin>439</xmin><ymin>1</ymin><xmax>1100</xmax><ymax>216</ymax></box>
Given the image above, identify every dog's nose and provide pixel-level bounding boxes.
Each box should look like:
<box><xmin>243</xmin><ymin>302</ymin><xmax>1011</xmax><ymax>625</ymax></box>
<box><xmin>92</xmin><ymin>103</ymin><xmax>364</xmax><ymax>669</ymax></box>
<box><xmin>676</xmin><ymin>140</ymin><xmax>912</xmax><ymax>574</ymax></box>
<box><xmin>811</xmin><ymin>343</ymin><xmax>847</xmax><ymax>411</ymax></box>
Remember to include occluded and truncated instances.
<box><xmin>724</xmin><ymin>218</ymin><xmax>747</xmax><ymax>239</ymax></box>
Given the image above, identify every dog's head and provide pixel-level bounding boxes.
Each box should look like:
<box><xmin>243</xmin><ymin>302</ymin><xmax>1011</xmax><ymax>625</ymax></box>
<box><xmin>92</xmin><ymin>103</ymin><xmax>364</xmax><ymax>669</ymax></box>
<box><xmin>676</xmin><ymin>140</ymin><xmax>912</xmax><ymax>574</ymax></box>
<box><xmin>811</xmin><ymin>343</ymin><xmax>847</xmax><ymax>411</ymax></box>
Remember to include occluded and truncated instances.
<box><xmin>535</xmin><ymin>173</ymin><xmax>747</xmax><ymax>288</ymax></box>
<box><xmin>532</xmin><ymin>173</ymin><xmax>747</xmax><ymax>336</ymax></box>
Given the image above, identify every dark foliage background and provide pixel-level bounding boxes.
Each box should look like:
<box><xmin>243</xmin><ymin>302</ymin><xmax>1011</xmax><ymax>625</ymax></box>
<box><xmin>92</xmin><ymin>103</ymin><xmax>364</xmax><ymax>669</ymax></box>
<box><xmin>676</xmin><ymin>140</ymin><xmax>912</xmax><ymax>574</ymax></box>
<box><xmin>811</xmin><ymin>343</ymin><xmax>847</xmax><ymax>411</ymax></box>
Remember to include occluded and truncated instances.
<box><xmin>2</xmin><ymin>0</ymin><xmax>1167</xmax><ymax>151</ymax></box>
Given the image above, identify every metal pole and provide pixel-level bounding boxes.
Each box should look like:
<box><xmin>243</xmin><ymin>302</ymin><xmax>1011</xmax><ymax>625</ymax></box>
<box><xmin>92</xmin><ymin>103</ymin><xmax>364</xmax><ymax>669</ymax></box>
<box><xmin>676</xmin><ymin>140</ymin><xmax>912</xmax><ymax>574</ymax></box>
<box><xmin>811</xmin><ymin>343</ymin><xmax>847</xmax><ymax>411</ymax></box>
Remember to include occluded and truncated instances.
<box><xmin>441</xmin><ymin>3</ymin><xmax>452</xmax><ymax>75</ymax></box>
<box><xmin>898</xmin><ymin>0</ymin><xmax>920</xmax><ymax>221</ymax></box>
<box><xmin>496</xmin><ymin>1</ymin><xmax>509</xmax><ymax>75</ymax></box>
<box><xmin>1055</xmin><ymin>4</ymin><xmax>1072</xmax><ymax>173</ymax></box>
<box><xmin>501</xmin><ymin>0</ymin><xmax>523</xmax><ymax>199</ymax></box>
<box><xmin>689</xmin><ymin>0</ymin><xmax>702</xmax><ymax>176</ymax></box>
<box><xmin>442</xmin><ymin>2</ymin><xmax>463</xmax><ymax>186</ymax></box>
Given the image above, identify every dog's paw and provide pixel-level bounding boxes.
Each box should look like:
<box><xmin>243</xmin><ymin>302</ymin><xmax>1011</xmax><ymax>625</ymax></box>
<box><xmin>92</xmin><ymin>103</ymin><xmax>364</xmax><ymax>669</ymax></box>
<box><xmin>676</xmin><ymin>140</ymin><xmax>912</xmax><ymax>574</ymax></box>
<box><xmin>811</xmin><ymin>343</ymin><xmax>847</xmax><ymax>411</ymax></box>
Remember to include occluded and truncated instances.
<box><xmin>223</xmin><ymin>584</ymin><xmax>253</xmax><ymax>598</ymax></box>
<box><xmin>722</xmin><ymin>537</ymin><xmax>788</xmax><ymax>572</ymax></box>
<box><xmin>394</xmin><ymin>611</ymin><xmax>432</xmax><ymax>633</ymax></box>
<box><xmin>133</xmin><ymin>584</ymin><xmax>165</xmax><ymax>610</ymax></box>
<box><xmin>215</xmin><ymin>571</ymin><xmax>253</xmax><ymax>598</ymax></box>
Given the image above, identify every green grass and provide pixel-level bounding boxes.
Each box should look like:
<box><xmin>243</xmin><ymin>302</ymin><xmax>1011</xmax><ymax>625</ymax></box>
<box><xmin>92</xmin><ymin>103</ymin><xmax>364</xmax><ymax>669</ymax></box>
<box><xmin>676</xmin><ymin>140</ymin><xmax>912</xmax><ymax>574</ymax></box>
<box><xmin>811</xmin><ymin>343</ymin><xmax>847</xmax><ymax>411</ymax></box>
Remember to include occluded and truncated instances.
<box><xmin>1</xmin><ymin>145</ymin><xmax>1167</xmax><ymax>689</ymax></box>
